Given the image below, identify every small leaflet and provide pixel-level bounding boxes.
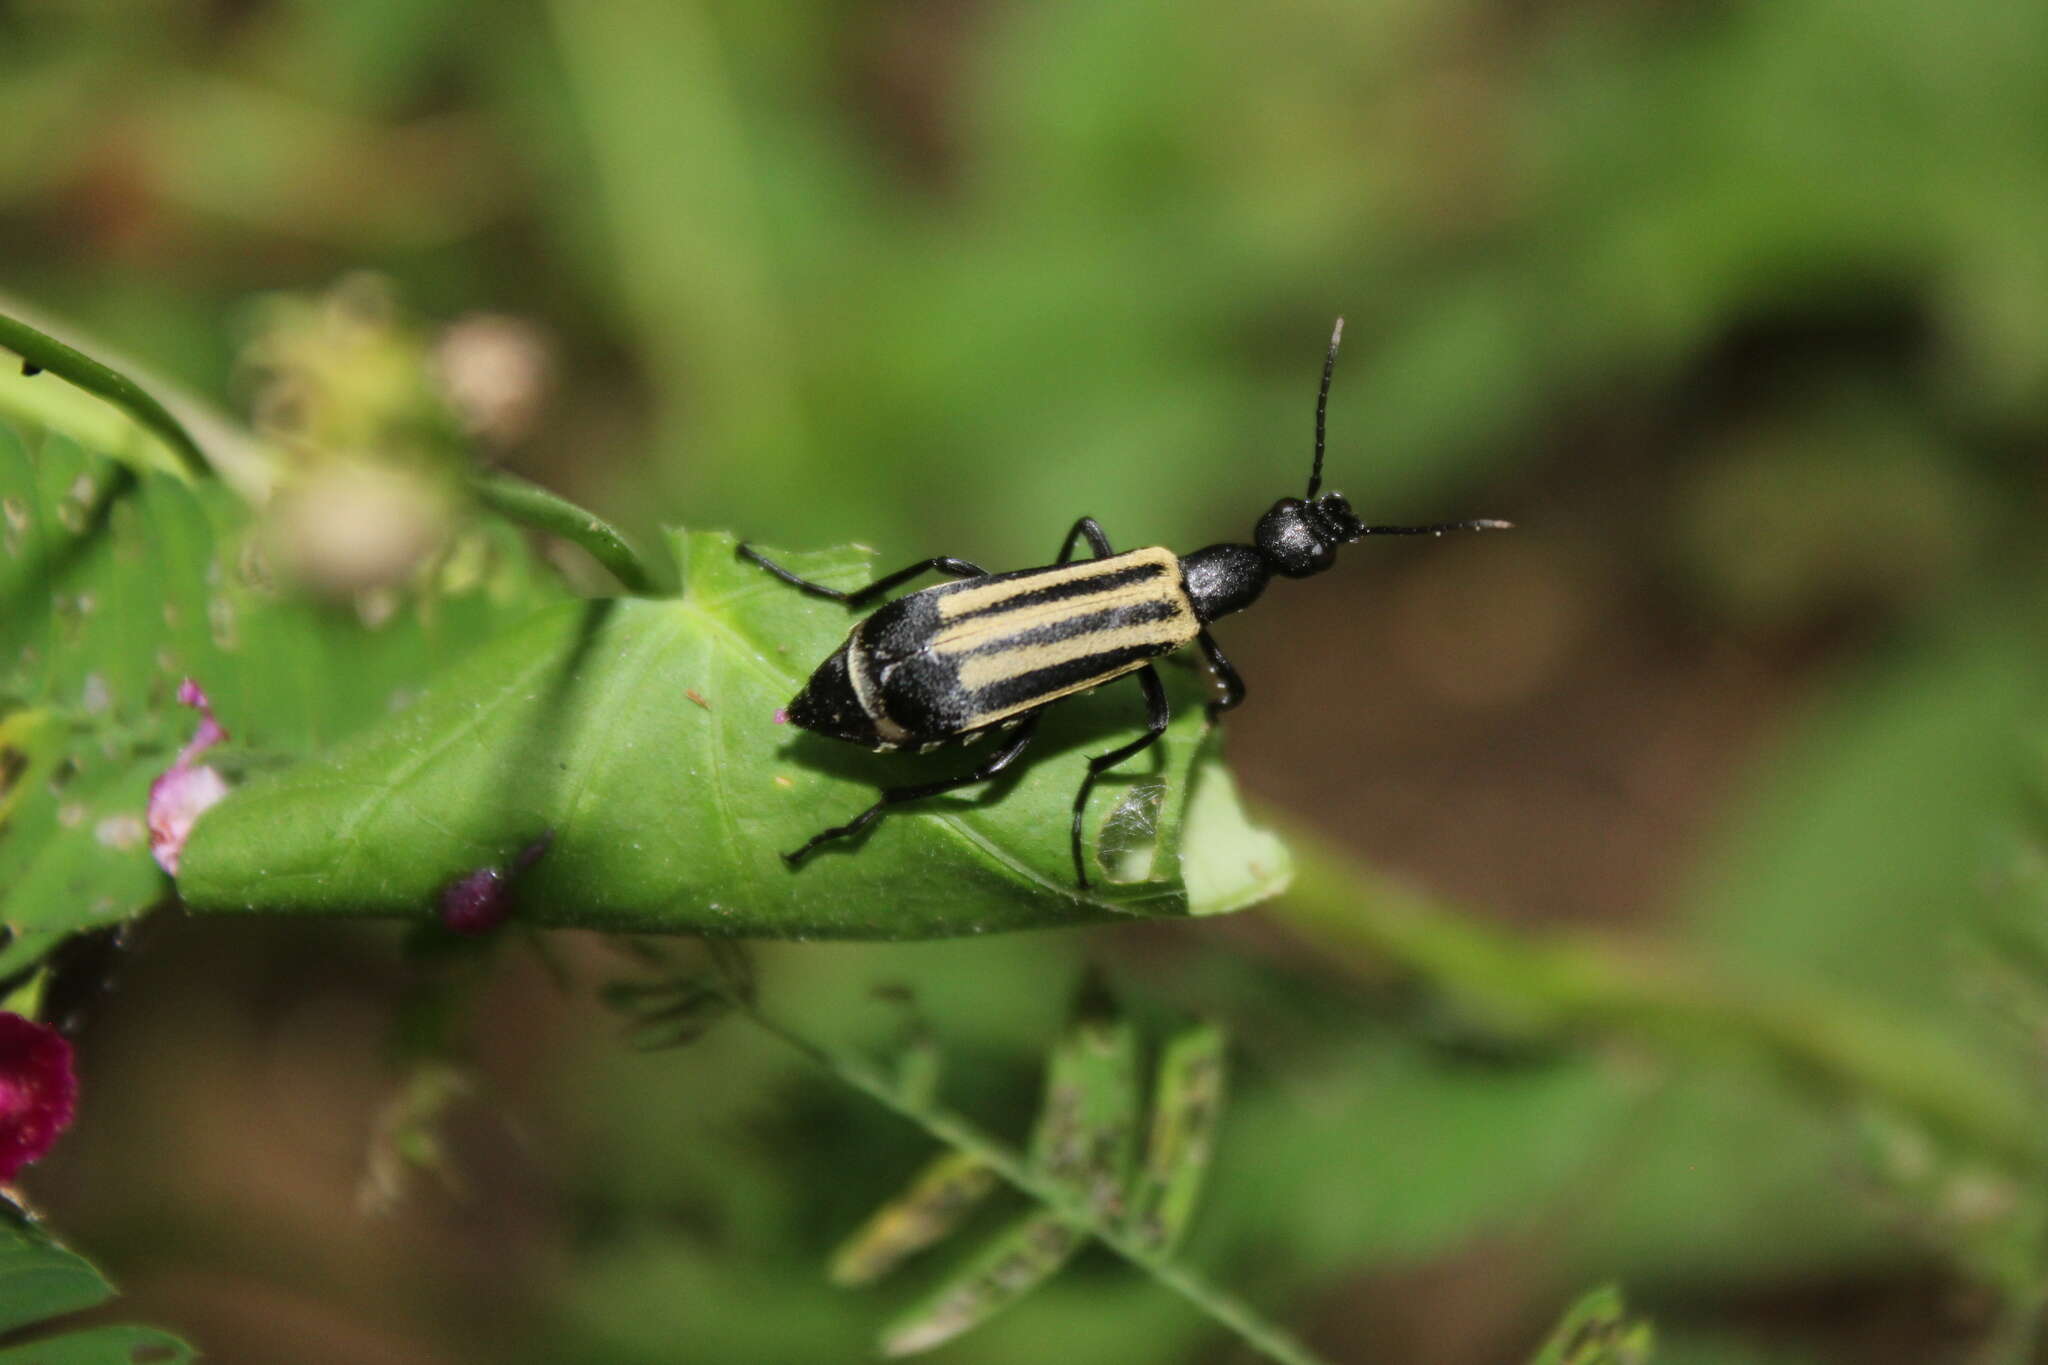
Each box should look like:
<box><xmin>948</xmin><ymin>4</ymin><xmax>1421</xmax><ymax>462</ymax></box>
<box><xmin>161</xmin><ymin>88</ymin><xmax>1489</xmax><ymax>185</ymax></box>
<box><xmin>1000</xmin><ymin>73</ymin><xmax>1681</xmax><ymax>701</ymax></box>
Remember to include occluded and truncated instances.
<box><xmin>876</xmin><ymin>976</ymin><xmax>1140</xmax><ymax>1354</ymax></box>
<box><xmin>879</xmin><ymin>1212</ymin><xmax>1082</xmax><ymax>1357</ymax></box>
<box><xmin>1528</xmin><ymin>1285</ymin><xmax>1656</xmax><ymax>1365</ymax></box>
<box><xmin>827</xmin><ymin>1150</ymin><xmax>1000</xmax><ymax>1288</ymax></box>
<box><xmin>1125</xmin><ymin>1020</ymin><xmax>1227</xmax><ymax>1253</ymax></box>
<box><xmin>1028</xmin><ymin>973</ymin><xmax>1142</xmax><ymax>1220</ymax></box>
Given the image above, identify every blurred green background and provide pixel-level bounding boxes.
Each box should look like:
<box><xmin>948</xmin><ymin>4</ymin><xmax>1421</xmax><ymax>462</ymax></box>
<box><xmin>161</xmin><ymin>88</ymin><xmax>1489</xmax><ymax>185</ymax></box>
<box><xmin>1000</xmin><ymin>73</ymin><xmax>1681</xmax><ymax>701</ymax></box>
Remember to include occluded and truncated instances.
<box><xmin>7</xmin><ymin>0</ymin><xmax>2048</xmax><ymax>1361</ymax></box>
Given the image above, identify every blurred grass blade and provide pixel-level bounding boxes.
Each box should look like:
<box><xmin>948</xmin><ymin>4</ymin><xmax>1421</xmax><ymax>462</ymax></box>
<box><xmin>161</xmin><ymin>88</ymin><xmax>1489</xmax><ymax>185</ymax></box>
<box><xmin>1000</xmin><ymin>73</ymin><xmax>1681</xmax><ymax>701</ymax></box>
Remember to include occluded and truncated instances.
<box><xmin>878</xmin><ymin>1211</ymin><xmax>1084</xmax><ymax>1356</ymax></box>
<box><xmin>1530</xmin><ymin>1285</ymin><xmax>1655</xmax><ymax>1365</ymax></box>
<box><xmin>544</xmin><ymin>0</ymin><xmax>805</xmax><ymax>501</ymax></box>
<box><xmin>1126</xmin><ymin>1020</ymin><xmax>1227</xmax><ymax>1253</ymax></box>
<box><xmin>827</xmin><ymin>1150</ymin><xmax>1001</xmax><ymax>1287</ymax></box>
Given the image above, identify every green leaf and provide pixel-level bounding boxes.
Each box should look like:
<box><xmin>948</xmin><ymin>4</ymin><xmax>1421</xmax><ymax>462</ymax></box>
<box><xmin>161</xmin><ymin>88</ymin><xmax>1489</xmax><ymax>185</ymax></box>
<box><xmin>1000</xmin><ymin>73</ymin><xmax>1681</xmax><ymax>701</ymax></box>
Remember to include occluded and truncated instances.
<box><xmin>0</xmin><ymin>1213</ymin><xmax>193</xmax><ymax>1363</ymax></box>
<box><xmin>0</xmin><ymin>416</ymin><xmax>559</xmax><ymax>965</ymax></box>
<box><xmin>179</xmin><ymin>530</ymin><xmax>1291</xmax><ymax>937</ymax></box>
<box><xmin>1529</xmin><ymin>1285</ymin><xmax>1655</xmax><ymax>1365</ymax></box>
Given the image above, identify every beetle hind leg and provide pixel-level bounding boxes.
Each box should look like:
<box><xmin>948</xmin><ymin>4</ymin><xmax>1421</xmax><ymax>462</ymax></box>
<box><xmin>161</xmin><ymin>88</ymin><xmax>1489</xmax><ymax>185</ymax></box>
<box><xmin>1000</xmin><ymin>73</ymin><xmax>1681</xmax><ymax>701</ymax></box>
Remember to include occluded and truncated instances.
<box><xmin>1070</xmin><ymin>664</ymin><xmax>1170</xmax><ymax>890</ymax></box>
<box><xmin>737</xmin><ymin>543</ymin><xmax>987</xmax><ymax>607</ymax></box>
<box><xmin>783</xmin><ymin>716</ymin><xmax>1042</xmax><ymax>865</ymax></box>
<box><xmin>1055</xmin><ymin>516</ymin><xmax>1115</xmax><ymax>563</ymax></box>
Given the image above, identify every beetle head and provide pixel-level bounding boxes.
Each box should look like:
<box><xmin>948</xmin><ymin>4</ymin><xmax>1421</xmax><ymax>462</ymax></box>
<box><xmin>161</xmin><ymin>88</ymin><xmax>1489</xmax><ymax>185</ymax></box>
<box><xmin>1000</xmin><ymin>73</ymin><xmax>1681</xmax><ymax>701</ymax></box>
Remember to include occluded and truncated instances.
<box><xmin>1254</xmin><ymin>493</ymin><xmax>1364</xmax><ymax>578</ymax></box>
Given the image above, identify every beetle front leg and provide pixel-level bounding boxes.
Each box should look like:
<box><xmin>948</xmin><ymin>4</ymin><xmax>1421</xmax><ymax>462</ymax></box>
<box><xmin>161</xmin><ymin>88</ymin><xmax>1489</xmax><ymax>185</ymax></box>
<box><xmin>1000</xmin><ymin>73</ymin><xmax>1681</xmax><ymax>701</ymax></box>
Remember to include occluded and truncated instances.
<box><xmin>1195</xmin><ymin>629</ymin><xmax>1245</xmax><ymax>722</ymax></box>
<box><xmin>1070</xmin><ymin>664</ymin><xmax>1170</xmax><ymax>890</ymax></box>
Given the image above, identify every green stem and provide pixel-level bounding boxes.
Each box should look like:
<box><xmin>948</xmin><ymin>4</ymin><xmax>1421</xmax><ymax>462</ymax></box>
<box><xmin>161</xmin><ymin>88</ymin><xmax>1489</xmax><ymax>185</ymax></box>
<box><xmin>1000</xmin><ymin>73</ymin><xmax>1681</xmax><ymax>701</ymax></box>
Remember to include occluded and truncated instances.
<box><xmin>1269</xmin><ymin>823</ymin><xmax>2044</xmax><ymax>1174</ymax></box>
<box><xmin>737</xmin><ymin>1003</ymin><xmax>1336</xmax><ymax>1365</ymax></box>
<box><xmin>0</xmin><ymin>309</ymin><xmax>211</xmax><ymax>481</ymax></box>
<box><xmin>469</xmin><ymin>469</ymin><xmax>668</xmax><ymax>596</ymax></box>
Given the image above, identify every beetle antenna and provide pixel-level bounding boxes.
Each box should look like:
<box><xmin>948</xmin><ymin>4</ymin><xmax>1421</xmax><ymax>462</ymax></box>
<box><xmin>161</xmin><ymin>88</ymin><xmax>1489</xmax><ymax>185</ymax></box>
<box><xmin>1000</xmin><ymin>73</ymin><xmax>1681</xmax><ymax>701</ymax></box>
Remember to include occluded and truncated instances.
<box><xmin>1306</xmin><ymin>316</ymin><xmax>1344</xmax><ymax>501</ymax></box>
<box><xmin>1356</xmin><ymin>519</ymin><xmax>1513</xmax><ymax>536</ymax></box>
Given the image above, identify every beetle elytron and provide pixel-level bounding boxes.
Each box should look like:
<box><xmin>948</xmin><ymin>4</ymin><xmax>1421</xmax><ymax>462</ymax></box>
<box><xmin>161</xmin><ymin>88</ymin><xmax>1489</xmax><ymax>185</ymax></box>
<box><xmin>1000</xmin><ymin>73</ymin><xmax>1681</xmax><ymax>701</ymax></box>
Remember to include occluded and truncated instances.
<box><xmin>739</xmin><ymin>319</ymin><xmax>1509</xmax><ymax>889</ymax></box>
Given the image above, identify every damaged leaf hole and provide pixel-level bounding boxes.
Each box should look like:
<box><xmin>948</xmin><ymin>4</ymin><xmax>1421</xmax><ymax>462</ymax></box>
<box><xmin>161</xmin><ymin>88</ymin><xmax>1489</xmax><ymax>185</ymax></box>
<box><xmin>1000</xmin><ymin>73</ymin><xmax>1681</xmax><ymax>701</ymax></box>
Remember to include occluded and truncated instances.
<box><xmin>1094</xmin><ymin>781</ymin><xmax>1167</xmax><ymax>885</ymax></box>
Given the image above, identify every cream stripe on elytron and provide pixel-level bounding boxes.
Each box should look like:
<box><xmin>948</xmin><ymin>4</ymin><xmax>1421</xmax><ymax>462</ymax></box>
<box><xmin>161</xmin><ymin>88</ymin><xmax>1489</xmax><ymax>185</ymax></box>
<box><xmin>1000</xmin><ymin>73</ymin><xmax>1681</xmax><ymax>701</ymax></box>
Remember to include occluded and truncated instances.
<box><xmin>957</xmin><ymin>656</ymin><xmax>1155</xmax><ymax>731</ymax></box>
<box><xmin>929</xmin><ymin>579</ymin><xmax>1190</xmax><ymax>656</ymax></box>
<box><xmin>954</xmin><ymin>615</ymin><xmax>1194</xmax><ymax>693</ymax></box>
<box><xmin>933</xmin><ymin>546</ymin><xmax>1180</xmax><ymax>622</ymax></box>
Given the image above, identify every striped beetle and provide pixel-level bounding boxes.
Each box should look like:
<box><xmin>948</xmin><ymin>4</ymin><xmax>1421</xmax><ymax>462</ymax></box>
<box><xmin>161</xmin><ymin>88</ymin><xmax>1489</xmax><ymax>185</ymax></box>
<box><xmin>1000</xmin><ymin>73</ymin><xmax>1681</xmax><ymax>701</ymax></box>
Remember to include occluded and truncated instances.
<box><xmin>740</xmin><ymin>320</ymin><xmax>1508</xmax><ymax>889</ymax></box>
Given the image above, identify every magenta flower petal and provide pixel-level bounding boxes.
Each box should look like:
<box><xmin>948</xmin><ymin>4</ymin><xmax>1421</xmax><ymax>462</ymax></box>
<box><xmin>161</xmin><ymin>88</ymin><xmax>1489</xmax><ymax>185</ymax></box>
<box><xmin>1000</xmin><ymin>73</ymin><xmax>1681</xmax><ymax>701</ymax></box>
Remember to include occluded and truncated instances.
<box><xmin>149</xmin><ymin>677</ymin><xmax>233</xmax><ymax>876</ymax></box>
<box><xmin>148</xmin><ymin>764</ymin><xmax>230</xmax><ymax>875</ymax></box>
<box><xmin>0</xmin><ymin>1013</ymin><xmax>77</xmax><ymax>1181</ymax></box>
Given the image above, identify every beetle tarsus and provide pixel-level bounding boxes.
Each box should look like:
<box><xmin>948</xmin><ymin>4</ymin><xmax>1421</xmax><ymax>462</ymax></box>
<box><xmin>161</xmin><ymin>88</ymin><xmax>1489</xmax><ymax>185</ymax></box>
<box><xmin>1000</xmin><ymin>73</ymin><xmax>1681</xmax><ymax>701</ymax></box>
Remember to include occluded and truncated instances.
<box><xmin>1069</xmin><ymin>664</ymin><xmax>1171</xmax><ymax>890</ymax></box>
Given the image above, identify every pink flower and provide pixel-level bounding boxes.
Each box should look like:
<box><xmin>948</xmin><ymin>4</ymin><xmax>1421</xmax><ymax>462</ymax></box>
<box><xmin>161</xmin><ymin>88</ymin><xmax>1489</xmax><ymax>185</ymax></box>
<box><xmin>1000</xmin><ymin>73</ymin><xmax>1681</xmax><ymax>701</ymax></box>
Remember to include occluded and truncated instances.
<box><xmin>0</xmin><ymin>1013</ymin><xmax>77</xmax><ymax>1181</ymax></box>
<box><xmin>148</xmin><ymin>679</ymin><xmax>231</xmax><ymax>876</ymax></box>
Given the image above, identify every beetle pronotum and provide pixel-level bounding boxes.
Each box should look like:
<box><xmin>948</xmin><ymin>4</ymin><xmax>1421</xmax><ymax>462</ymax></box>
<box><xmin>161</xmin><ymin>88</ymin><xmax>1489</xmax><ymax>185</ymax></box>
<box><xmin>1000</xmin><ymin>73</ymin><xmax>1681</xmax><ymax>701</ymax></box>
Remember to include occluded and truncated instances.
<box><xmin>741</xmin><ymin>319</ymin><xmax>1509</xmax><ymax>889</ymax></box>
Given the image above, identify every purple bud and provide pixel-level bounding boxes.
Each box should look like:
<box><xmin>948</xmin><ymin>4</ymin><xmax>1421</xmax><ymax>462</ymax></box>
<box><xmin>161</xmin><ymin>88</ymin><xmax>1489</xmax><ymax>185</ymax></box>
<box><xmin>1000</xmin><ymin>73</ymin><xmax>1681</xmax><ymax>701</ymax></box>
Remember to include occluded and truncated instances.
<box><xmin>439</xmin><ymin>866</ymin><xmax>511</xmax><ymax>935</ymax></box>
<box><xmin>438</xmin><ymin>831</ymin><xmax>552</xmax><ymax>934</ymax></box>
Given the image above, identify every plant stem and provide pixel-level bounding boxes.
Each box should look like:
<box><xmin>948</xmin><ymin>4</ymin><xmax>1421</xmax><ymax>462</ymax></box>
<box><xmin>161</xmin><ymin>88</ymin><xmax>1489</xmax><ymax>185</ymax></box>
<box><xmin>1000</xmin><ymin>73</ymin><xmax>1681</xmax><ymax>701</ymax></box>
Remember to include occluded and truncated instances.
<box><xmin>0</xmin><ymin>309</ymin><xmax>211</xmax><ymax>481</ymax></box>
<box><xmin>1269</xmin><ymin>822</ymin><xmax>2045</xmax><ymax>1174</ymax></box>
<box><xmin>469</xmin><ymin>469</ymin><xmax>668</xmax><ymax>596</ymax></box>
<box><xmin>737</xmin><ymin>1003</ymin><xmax>1337</xmax><ymax>1365</ymax></box>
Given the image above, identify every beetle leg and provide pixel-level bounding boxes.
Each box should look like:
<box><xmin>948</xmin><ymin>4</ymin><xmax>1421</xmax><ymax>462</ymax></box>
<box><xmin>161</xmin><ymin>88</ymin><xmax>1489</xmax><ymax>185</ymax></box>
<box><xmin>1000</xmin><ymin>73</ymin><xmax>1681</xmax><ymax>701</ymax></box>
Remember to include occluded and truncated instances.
<box><xmin>783</xmin><ymin>715</ymin><xmax>1042</xmax><ymax>865</ymax></box>
<box><xmin>1070</xmin><ymin>664</ymin><xmax>1170</xmax><ymax>890</ymax></box>
<box><xmin>1054</xmin><ymin>516</ymin><xmax>1115</xmax><ymax>564</ymax></box>
<box><xmin>738</xmin><ymin>543</ymin><xmax>986</xmax><ymax>607</ymax></box>
<box><xmin>1195</xmin><ymin>629</ymin><xmax>1245</xmax><ymax>722</ymax></box>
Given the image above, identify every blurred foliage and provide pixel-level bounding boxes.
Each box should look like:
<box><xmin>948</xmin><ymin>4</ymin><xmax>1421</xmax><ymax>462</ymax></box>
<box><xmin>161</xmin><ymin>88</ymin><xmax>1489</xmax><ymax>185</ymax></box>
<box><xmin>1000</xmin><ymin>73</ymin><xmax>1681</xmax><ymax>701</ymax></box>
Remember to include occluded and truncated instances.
<box><xmin>4</xmin><ymin>0</ymin><xmax>2048</xmax><ymax>1361</ymax></box>
<box><xmin>1529</xmin><ymin>1285</ymin><xmax>1654</xmax><ymax>1365</ymax></box>
<box><xmin>0</xmin><ymin>1208</ymin><xmax>191</xmax><ymax>1363</ymax></box>
<box><xmin>819</xmin><ymin>979</ymin><xmax>1240</xmax><ymax>1356</ymax></box>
